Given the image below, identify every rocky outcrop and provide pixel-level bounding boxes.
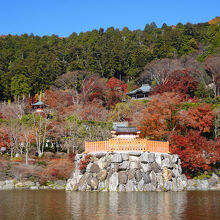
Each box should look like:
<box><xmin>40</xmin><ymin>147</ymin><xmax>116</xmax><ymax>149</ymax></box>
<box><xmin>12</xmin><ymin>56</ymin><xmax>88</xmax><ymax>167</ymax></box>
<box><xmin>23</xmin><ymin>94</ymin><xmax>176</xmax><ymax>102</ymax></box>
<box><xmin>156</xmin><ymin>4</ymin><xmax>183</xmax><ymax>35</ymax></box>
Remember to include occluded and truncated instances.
<box><xmin>66</xmin><ymin>152</ymin><xmax>187</xmax><ymax>192</ymax></box>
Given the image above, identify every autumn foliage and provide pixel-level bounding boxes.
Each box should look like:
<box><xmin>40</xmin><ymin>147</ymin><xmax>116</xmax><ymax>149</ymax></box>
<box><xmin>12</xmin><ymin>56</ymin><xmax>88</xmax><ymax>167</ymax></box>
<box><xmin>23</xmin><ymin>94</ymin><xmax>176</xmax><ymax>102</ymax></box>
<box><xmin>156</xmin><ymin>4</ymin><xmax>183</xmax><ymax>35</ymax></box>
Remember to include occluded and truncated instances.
<box><xmin>170</xmin><ymin>130</ymin><xmax>220</xmax><ymax>175</ymax></box>
<box><xmin>78</xmin><ymin>155</ymin><xmax>91</xmax><ymax>171</ymax></box>
<box><xmin>139</xmin><ymin>92</ymin><xmax>182</xmax><ymax>140</ymax></box>
<box><xmin>151</xmin><ymin>70</ymin><xmax>198</xmax><ymax>99</ymax></box>
<box><xmin>40</xmin><ymin>159</ymin><xmax>74</xmax><ymax>183</ymax></box>
<box><xmin>106</xmin><ymin>77</ymin><xmax>128</xmax><ymax>107</ymax></box>
<box><xmin>138</xmin><ymin>91</ymin><xmax>219</xmax><ymax>175</ymax></box>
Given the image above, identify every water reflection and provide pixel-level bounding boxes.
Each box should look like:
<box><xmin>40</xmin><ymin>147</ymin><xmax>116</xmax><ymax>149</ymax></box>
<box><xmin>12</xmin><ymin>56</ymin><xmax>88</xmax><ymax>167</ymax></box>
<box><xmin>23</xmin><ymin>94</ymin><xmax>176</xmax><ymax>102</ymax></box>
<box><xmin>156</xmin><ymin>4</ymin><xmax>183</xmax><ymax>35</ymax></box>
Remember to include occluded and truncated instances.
<box><xmin>0</xmin><ymin>190</ymin><xmax>219</xmax><ymax>220</ymax></box>
<box><xmin>66</xmin><ymin>191</ymin><xmax>187</xmax><ymax>219</ymax></box>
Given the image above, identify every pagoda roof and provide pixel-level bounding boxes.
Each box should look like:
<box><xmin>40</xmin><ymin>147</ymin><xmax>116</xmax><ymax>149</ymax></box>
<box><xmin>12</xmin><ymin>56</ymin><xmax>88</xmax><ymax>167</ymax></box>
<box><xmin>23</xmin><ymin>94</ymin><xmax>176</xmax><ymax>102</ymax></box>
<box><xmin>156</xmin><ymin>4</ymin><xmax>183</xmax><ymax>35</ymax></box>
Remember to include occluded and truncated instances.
<box><xmin>127</xmin><ymin>84</ymin><xmax>151</xmax><ymax>95</ymax></box>
<box><xmin>32</xmin><ymin>101</ymin><xmax>45</xmax><ymax>106</ymax></box>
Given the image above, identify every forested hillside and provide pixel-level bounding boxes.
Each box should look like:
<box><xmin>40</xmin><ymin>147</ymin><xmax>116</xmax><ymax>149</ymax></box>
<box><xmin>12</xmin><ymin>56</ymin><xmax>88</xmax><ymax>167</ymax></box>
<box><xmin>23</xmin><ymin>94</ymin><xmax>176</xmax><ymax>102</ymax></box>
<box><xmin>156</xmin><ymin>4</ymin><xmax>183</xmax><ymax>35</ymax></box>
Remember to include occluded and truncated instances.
<box><xmin>0</xmin><ymin>18</ymin><xmax>220</xmax><ymax>100</ymax></box>
<box><xmin>0</xmin><ymin>18</ymin><xmax>220</xmax><ymax>178</ymax></box>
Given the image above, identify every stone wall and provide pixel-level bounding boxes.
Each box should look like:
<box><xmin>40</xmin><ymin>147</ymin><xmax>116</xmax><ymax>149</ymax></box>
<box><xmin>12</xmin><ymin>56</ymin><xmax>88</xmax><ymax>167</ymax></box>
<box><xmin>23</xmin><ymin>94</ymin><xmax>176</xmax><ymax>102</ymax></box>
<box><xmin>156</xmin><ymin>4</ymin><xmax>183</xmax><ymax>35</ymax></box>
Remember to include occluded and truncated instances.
<box><xmin>66</xmin><ymin>152</ymin><xmax>188</xmax><ymax>192</ymax></box>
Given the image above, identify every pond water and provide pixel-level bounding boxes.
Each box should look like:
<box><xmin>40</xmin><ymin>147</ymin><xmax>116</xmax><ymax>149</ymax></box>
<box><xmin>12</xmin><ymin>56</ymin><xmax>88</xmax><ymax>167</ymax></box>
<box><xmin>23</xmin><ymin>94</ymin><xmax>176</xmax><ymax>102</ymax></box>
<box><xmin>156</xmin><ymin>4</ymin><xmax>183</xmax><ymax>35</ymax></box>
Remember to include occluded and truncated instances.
<box><xmin>0</xmin><ymin>190</ymin><xmax>219</xmax><ymax>220</ymax></box>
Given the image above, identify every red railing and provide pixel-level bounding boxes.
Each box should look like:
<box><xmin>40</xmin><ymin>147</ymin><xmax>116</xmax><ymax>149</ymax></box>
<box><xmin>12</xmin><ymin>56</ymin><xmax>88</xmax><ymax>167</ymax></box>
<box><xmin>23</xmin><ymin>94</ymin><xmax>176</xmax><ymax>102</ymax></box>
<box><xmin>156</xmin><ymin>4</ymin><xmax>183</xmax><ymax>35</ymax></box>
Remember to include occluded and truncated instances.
<box><xmin>85</xmin><ymin>139</ymin><xmax>169</xmax><ymax>153</ymax></box>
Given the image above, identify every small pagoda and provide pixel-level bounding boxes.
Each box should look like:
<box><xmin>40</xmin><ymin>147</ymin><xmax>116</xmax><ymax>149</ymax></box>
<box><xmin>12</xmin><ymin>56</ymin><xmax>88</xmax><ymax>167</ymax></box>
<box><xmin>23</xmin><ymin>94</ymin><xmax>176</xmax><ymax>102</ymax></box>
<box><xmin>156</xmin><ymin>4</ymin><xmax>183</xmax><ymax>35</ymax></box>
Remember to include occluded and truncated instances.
<box><xmin>31</xmin><ymin>100</ymin><xmax>47</xmax><ymax>114</ymax></box>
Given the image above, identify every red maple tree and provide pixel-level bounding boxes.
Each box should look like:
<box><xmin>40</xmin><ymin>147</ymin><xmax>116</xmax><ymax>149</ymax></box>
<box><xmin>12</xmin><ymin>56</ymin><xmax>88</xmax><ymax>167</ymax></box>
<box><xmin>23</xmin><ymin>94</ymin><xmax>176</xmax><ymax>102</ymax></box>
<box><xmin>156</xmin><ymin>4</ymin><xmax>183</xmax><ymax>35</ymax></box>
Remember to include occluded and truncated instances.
<box><xmin>106</xmin><ymin>77</ymin><xmax>128</xmax><ymax>107</ymax></box>
<box><xmin>151</xmin><ymin>69</ymin><xmax>198</xmax><ymax>100</ymax></box>
<box><xmin>170</xmin><ymin>130</ymin><xmax>220</xmax><ymax>176</ymax></box>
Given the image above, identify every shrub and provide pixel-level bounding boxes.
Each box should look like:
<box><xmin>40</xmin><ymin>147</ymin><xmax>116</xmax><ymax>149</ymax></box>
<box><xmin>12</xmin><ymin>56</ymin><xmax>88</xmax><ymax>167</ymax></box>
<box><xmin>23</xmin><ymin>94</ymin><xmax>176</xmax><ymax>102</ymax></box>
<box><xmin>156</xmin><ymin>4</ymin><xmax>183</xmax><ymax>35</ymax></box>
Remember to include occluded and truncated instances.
<box><xmin>78</xmin><ymin>155</ymin><xmax>91</xmax><ymax>171</ymax></box>
<box><xmin>39</xmin><ymin>159</ymin><xmax>74</xmax><ymax>183</ymax></box>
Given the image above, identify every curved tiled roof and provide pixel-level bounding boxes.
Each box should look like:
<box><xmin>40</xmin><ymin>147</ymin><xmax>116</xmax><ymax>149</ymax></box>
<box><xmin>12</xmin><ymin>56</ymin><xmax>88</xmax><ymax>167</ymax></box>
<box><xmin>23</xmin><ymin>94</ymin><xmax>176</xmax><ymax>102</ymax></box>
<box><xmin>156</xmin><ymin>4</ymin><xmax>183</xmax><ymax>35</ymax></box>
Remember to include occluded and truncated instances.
<box><xmin>127</xmin><ymin>84</ymin><xmax>151</xmax><ymax>95</ymax></box>
<box><xmin>114</xmin><ymin>126</ymin><xmax>139</xmax><ymax>133</ymax></box>
<box><xmin>32</xmin><ymin>101</ymin><xmax>45</xmax><ymax>106</ymax></box>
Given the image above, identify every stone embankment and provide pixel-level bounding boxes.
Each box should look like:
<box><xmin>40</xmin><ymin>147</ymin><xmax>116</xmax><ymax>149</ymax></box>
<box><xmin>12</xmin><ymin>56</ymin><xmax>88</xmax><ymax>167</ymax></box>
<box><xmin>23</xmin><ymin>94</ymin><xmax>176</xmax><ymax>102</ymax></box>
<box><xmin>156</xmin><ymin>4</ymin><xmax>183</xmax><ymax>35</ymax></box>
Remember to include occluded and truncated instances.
<box><xmin>66</xmin><ymin>152</ymin><xmax>220</xmax><ymax>192</ymax></box>
<box><xmin>0</xmin><ymin>180</ymin><xmax>66</xmax><ymax>190</ymax></box>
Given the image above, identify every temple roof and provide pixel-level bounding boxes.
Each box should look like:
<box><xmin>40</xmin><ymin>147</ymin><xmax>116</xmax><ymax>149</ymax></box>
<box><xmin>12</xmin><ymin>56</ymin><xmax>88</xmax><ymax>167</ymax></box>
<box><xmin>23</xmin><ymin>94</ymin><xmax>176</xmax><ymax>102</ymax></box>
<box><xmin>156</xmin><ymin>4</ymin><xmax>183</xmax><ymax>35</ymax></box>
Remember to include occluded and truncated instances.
<box><xmin>127</xmin><ymin>84</ymin><xmax>151</xmax><ymax>95</ymax></box>
<box><xmin>114</xmin><ymin>126</ymin><xmax>139</xmax><ymax>133</ymax></box>
<box><xmin>32</xmin><ymin>101</ymin><xmax>45</xmax><ymax>106</ymax></box>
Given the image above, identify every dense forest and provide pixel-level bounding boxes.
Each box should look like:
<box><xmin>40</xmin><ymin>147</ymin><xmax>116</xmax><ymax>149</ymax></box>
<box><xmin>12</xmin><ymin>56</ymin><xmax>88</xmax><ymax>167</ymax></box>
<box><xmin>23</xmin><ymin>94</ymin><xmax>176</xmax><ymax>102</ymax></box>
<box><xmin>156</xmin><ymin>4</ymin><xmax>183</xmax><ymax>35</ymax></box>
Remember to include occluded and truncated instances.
<box><xmin>0</xmin><ymin>17</ymin><xmax>220</xmax><ymax>100</ymax></box>
<box><xmin>0</xmin><ymin>17</ymin><xmax>220</xmax><ymax>178</ymax></box>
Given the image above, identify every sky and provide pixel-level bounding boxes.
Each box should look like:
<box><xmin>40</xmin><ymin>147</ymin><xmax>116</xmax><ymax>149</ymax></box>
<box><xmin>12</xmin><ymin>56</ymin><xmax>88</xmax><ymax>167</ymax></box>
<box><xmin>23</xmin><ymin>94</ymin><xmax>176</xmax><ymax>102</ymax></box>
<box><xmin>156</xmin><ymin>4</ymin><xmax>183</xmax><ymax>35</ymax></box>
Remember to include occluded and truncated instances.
<box><xmin>1</xmin><ymin>0</ymin><xmax>219</xmax><ymax>37</ymax></box>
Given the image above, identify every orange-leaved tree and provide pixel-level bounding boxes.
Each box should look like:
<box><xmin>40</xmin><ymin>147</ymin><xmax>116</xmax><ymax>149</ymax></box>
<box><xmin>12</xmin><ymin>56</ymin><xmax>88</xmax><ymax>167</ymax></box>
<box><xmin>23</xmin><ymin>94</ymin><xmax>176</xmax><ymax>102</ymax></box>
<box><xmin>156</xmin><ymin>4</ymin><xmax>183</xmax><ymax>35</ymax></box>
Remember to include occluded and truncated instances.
<box><xmin>138</xmin><ymin>92</ymin><xmax>182</xmax><ymax>140</ymax></box>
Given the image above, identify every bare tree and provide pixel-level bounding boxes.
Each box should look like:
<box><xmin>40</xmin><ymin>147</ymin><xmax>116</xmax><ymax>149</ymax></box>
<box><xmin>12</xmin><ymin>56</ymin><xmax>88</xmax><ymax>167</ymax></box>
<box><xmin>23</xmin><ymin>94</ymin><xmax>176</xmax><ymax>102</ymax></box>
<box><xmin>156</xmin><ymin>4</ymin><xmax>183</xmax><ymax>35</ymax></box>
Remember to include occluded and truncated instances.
<box><xmin>7</xmin><ymin>121</ymin><xmax>20</xmax><ymax>159</ymax></box>
<box><xmin>140</xmin><ymin>58</ymin><xmax>183</xmax><ymax>85</ymax></box>
<box><xmin>33</xmin><ymin>114</ymin><xmax>48</xmax><ymax>156</ymax></box>
<box><xmin>205</xmin><ymin>56</ymin><xmax>220</xmax><ymax>96</ymax></box>
<box><xmin>0</xmin><ymin>100</ymin><xmax>26</xmax><ymax>120</ymax></box>
<box><xmin>21</xmin><ymin>125</ymin><xmax>34</xmax><ymax>165</ymax></box>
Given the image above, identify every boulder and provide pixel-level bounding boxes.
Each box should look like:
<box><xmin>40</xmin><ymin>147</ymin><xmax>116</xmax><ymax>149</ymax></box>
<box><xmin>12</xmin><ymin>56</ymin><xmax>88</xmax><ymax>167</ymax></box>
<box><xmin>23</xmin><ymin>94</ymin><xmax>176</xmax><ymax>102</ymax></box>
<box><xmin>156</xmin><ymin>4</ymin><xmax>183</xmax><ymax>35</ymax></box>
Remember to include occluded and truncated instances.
<box><xmin>119</xmin><ymin>161</ymin><xmax>129</xmax><ymax>170</ymax></box>
<box><xmin>156</xmin><ymin>173</ymin><xmax>164</xmax><ymax>187</ymax></box>
<box><xmin>140</xmin><ymin>152</ymin><xmax>155</xmax><ymax>163</ymax></box>
<box><xmin>141</xmin><ymin>164</ymin><xmax>151</xmax><ymax>173</ymax></box>
<box><xmin>177</xmin><ymin>177</ymin><xmax>184</xmax><ymax>191</ymax></box>
<box><xmin>161</xmin><ymin>158</ymin><xmax>172</xmax><ymax>168</ymax></box>
<box><xmin>111</xmin><ymin>163</ymin><xmax>119</xmax><ymax>172</ymax></box>
<box><xmin>107</xmin><ymin>169</ymin><xmax>114</xmax><ymax>180</ymax></box>
<box><xmin>142</xmin><ymin>173</ymin><xmax>151</xmax><ymax>184</ymax></box>
<box><xmin>149</xmin><ymin>171</ymin><xmax>157</xmax><ymax>186</ymax></box>
<box><xmin>97</xmin><ymin>170</ymin><xmax>107</xmax><ymax>181</ymax></box>
<box><xmin>90</xmin><ymin>163</ymin><xmax>100</xmax><ymax>173</ymax></box>
<box><xmin>151</xmin><ymin>162</ymin><xmax>161</xmax><ymax>173</ymax></box>
<box><xmin>111</xmin><ymin>154</ymin><xmax>122</xmax><ymax>163</ymax></box>
<box><xmin>129</xmin><ymin>152</ymin><xmax>142</xmax><ymax>156</ymax></box>
<box><xmin>15</xmin><ymin>182</ymin><xmax>24</xmax><ymax>188</ymax></box>
<box><xmin>24</xmin><ymin>181</ymin><xmax>36</xmax><ymax>187</ymax></box>
<box><xmin>187</xmin><ymin>179</ymin><xmax>197</xmax><ymax>191</ymax></box>
<box><xmin>130</xmin><ymin>161</ymin><xmax>141</xmax><ymax>169</ymax></box>
<box><xmin>86</xmin><ymin>163</ymin><xmax>93</xmax><ymax>172</ymax></box>
<box><xmin>30</xmin><ymin>186</ymin><xmax>39</xmax><ymax>190</ymax></box>
<box><xmin>2</xmin><ymin>182</ymin><xmax>14</xmax><ymax>190</ymax></box>
<box><xmin>54</xmin><ymin>180</ymin><xmax>66</xmax><ymax>186</ymax></box>
<box><xmin>98</xmin><ymin>181</ymin><xmax>106</xmax><ymax>191</ymax></box>
<box><xmin>97</xmin><ymin>157</ymin><xmax>108</xmax><ymax>169</ymax></box>
<box><xmin>135</xmin><ymin>170</ymin><xmax>142</xmax><ymax>182</ymax></box>
<box><xmin>208</xmin><ymin>173</ymin><xmax>218</xmax><ymax>187</ymax></box>
<box><xmin>143</xmin><ymin>184</ymin><xmax>156</xmax><ymax>191</ymax></box>
<box><xmin>171</xmin><ymin>154</ymin><xmax>179</xmax><ymax>163</ymax></box>
<box><xmin>137</xmin><ymin>179</ymin><xmax>145</xmax><ymax>191</ymax></box>
<box><xmin>119</xmin><ymin>184</ymin><xmax>126</xmax><ymax>191</ymax></box>
<box><xmin>155</xmin><ymin>154</ymin><xmax>162</xmax><ymax>166</ymax></box>
<box><xmin>118</xmin><ymin>171</ymin><xmax>128</xmax><ymax>184</ymax></box>
<box><xmin>128</xmin><ymin>169</ymin><xmax>135</xmax><ymax>180</ymax></box>
<box><xmin>172</xmin><ymin>178</ymin><xmax>178</xmax><ymax>191</ymax></box>
<box><xmin>93</xmin><ymin>153</ymin><xmax>106</xmax><ymax>158</ymax></box>
<box><xmin>129</xmin><ymin>156</ymin><xmax>140</xmax><ymax>162</ymax></box>
<box><xmin>74</xmin><ymin>154</ymin><xmax>82</xmax><ymax>161</ymax></box>
<box><xmin>90</xmin><ymin>177</ymin><xmax>99</xmax><ymax>190</ymax></box>
<box><xmin>148</xmin><ymin>153</ymin><xmax>155</xmax><ymax>162</ymax></box>
<box><xmin>197</xmin><ymin>180</ymin><xmax>209</xmax><ymax>190</ymax></box>
<box><xmin>121</xmin><ymin>153</ymin><xmax>129</xmax><ymax>161</ymax></box>
<box><xmin>109</xmin><ymin>172</ymin><xmax>118</xmax><ymax>191</ymax></box>
<box><xmin>163</xmin><ymin>167</ymin><xmax>172</xmax><ymax>181</ymax></box>
<box><xmin>79</xmin><ymin>173</ymin><xmax>91</xmax><ymax>191</ymax></box>
<box><xmin>140</xmin><ymin>152</ymin><xmax>148</xmax><ymax>163</ymax></box>
<box><xmin>172</xmin><ymin>168</ymin><xmax>180</xmax><ymax>178</ymax></box>
<box><xmin>126</xmin><ymin>180</ymin><xmax>136</xmax><ymax>191</ymax></box>
<box><xmin>164</xmin><ymin>181</ymin><xmax>172</xmax><ymax>191</ymax></box>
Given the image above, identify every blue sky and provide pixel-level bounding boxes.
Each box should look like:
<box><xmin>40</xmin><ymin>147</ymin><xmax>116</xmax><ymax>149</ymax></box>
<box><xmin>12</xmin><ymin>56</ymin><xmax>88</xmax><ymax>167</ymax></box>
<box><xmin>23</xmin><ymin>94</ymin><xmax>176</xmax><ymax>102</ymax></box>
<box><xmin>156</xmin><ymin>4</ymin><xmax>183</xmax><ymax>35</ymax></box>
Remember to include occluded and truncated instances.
<box><xmin>1</xmin><ymin>0</ymin><xmax>219</xmax><ymax>37</ymax></box>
